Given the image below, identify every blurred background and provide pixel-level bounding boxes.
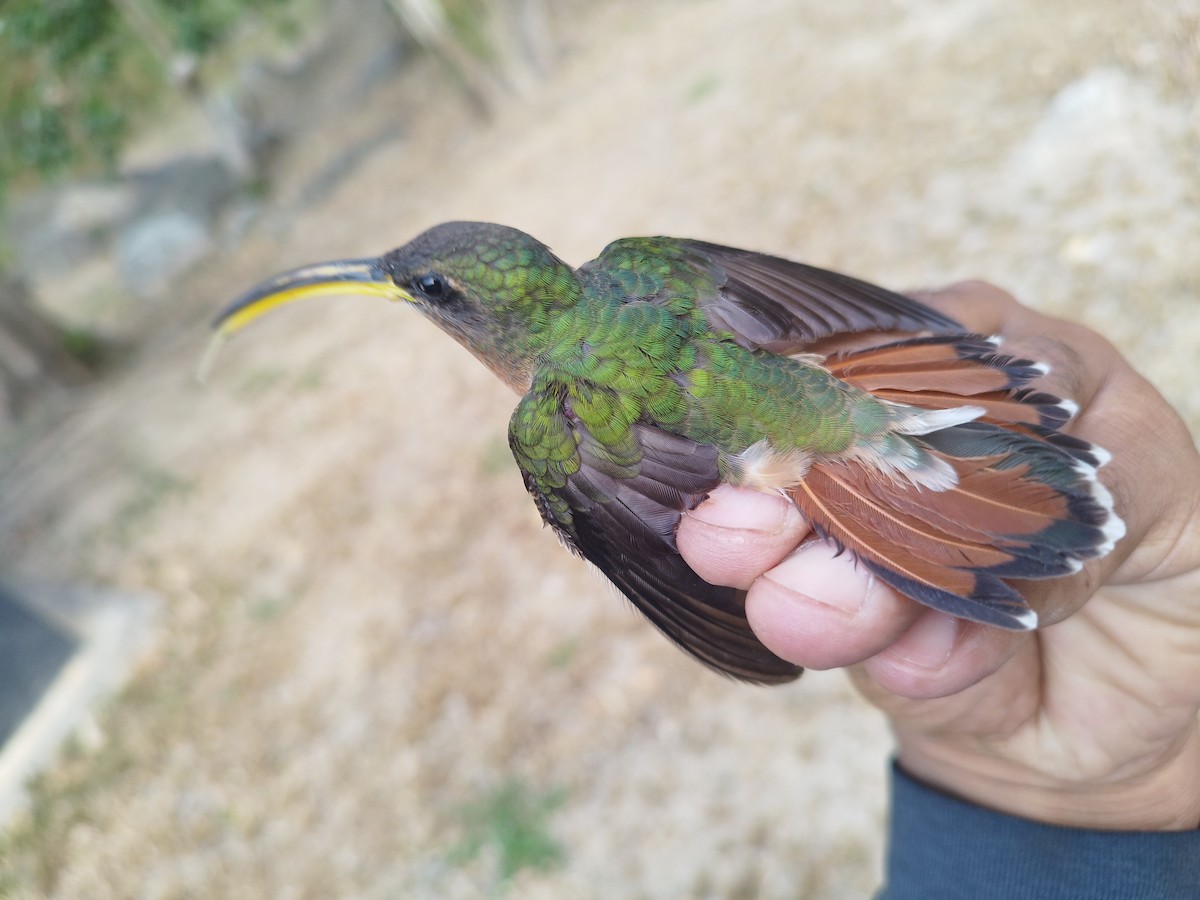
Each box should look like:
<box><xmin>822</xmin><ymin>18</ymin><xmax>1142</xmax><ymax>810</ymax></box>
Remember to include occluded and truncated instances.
<box><xmin>0</xmin><ymin>0</ymin><xmax>1196</xmax><ymax>897</ymax></box>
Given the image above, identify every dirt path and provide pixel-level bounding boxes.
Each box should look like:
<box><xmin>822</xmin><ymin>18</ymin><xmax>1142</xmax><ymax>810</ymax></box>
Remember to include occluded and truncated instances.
<box><xmin>1</xmin><ymin>1</ymin><xmax>1197</xmax><ymax>897</ymax></box>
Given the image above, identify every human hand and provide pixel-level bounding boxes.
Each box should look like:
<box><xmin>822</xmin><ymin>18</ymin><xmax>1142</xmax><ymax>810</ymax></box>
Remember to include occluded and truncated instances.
<box><xmin>677</xmin><ymin>281</ymin><xmax>1200</xmax><ymax>830</ymax></box>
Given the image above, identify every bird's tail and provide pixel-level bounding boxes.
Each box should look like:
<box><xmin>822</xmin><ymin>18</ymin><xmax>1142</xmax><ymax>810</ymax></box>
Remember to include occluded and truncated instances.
<box><xmin>790</xmin><ymin>335</ymin><xmax>1124</xmax><ymax>629</ymax></box>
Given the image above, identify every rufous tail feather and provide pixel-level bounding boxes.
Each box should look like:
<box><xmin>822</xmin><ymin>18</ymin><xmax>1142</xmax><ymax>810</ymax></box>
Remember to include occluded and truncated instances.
<box><xmin>794</xmin><ymin>335</ymin><xmax>1123</xmax><ymax>629</ymax></box>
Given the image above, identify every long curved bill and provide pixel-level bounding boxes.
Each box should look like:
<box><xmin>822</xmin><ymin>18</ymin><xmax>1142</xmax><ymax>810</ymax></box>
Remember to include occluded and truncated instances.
<box><xmin>212</xmin><ymin>257</ymin><xmax>409</xmax><ymax>336</ymax></box>
<box><xmin>201</xmin><ymin>257</ymin><xmax>410</xmax><ymax>381</ymax></box>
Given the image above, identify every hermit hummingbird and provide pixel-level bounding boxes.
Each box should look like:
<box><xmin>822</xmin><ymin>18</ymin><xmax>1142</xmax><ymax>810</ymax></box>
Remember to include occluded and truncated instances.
<box><xmin>213</xmin><ymin>222</ymin><xmax>1123</xmax><ymax>684</ymax></box>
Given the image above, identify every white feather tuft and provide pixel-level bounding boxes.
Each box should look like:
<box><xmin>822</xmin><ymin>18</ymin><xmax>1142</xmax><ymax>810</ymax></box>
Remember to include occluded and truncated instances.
<box><xmin>890</xmin><ymin>404</ymin><xmax>987</xmax><ymax>436</ymax></box>
<box><xmin>731</xmin><ymin>440</ymin><xmax>813</xmax><ymax>491</ymax></box>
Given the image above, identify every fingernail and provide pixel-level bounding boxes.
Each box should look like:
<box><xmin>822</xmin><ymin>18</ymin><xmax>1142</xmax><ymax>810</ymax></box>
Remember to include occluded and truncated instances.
<box><xmin>890</xmin><ymin>613</ymin><xmax>958</xmax><ymax>670</ymax></box>
<box><xmin>688</xmin><ymin>488</ymin><xmax>791</xmax><ymax>535</ymax></box>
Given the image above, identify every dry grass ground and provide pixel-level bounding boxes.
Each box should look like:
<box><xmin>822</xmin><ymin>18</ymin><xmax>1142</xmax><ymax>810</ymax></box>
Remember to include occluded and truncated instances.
<box><xmin>0</xmin><ymin>0</ymin><xmax>1197</xmax><ymax>897</ymax></box>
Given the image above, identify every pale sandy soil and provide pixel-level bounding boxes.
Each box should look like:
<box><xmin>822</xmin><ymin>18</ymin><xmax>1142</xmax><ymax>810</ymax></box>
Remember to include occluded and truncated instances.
<box><xmin>0</xmin><ymin>1</ymin><xmax>1197</xmax><ymax>897</ymax></box>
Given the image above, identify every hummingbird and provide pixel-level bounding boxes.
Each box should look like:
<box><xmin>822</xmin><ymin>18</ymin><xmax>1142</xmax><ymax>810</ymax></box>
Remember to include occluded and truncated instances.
<box><xmin>213</xmin><ymin>222</ymin><xmax>1124</xmax><ymax>684</ymax></box>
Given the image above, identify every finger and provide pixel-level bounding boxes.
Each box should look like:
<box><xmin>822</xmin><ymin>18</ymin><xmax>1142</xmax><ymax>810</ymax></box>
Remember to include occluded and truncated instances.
<box><xmin>1020</xmin><ymin>350</ymin><xmax>1200</xmax><ymax>625</ymax></box>
<box><xmin>855</xmin><ymin>610</ymin><xmax>1029</xmax><ymax>701</ymax></box>
<box><xmin>1015</xmin><ymin>321</ymin><xmax>1114</xmax><ymax>419</ymax></box>
<box><xmin>743</xmin><ymin>542</ymin><xmax>923</xmax><ymax>669</ymax></box>
<box><xmin>1071</xmin><ymin>362</ymin><xmax>1200</xmax><ymax>585</ymax></box>
<box><xmin>677</xmin><ymin>485</ymin><xmax>810</xmax><ymax>590</ymax></box>
<box><xmin>911</xmin><ymin>282</ymin><xmax>1150</xmax><ymax>623</ymax></box>
<box><xmin>908</xmin><ymin>281</ymin><xmax>1110</xmax><ymax>412</ymax></box>
<box><xmin>906</xmin><ymin>280</ymin><xmax>1015</xmax><ymax>335</ymax></box>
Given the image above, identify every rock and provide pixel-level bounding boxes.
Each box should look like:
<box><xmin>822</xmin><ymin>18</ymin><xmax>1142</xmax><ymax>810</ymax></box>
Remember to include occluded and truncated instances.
<box><xmin>6</xmin><ymin>182</ymin><xmax>136</xmax><ymax>282</ymax></box>
<box><xmin>125</xmin><ymin>154</ymin><xmax>240</xmax><ymax>224</ymax></box>
<box><xmin>7</xmin><ymin>154</ymin><xmax>241</xmax><ymax>306</ymax></box>
<box><xmin>116</xmin><ymin>210</ymin><xmax>216</xmax><ymax>299</ymax></box>
<box><xmin>113</xmin><ymin>154</ymin><xmax>242</xmax><ymax>297</ymax></box>
<box><xmin>0</xmin><ymin>276</ymin><xmax>95</xmax><ymax>425</ymax></box>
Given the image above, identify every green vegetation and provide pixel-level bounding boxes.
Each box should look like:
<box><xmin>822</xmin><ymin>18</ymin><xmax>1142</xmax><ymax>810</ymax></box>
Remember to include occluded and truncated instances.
<box><xmin>449</xmin><ymin>777</ymin><xmax>567</xmax><ymax>886</ymax></box>
<box><xmin>0</xmin><ymin>0</ymin><xmax>524</xmax><ymax>212</ymax></box>
<box><xmin>0</xmin><ymin>732</ymin><xmax>135</xmax><ymax>893</ymax></box>
<box><xmin>545</xmin><ymin>635</ymin><xmax>582</xmax><ymax>670</ymax></box>
<box><xmin>0</xmin><ymin>0</ymin><xmax>299</xmax><ymax>207</ymax></box>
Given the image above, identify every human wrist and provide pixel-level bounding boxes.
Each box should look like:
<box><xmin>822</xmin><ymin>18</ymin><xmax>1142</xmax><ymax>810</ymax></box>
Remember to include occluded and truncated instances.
<box><xmin>894</xmin><ymin>727</ymin><xmax>1200</xmax><ymax>831</ymax></box>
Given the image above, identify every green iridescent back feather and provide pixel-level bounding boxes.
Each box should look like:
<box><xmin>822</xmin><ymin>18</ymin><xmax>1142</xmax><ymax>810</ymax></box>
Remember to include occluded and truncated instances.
<box><xmin>510</xmin><ymin>236</ymin><xmax>888</xmax><ymax>523</ymax></box>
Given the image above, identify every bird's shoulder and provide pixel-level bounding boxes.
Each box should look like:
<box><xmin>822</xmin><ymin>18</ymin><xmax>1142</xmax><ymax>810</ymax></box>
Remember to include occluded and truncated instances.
<box><xmin>578</xmin><ymin>237</ymin><xmax>720</xmax><ymax>311</ymax></box>
<box><xmin>580</xmin><ymin>235</ymin><xmax>962</xmax><ymax>353</ymax></box>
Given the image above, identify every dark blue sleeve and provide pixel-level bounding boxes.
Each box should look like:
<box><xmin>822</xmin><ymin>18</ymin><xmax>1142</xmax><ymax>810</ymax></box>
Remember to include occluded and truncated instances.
<box><xmin>879</xmin><ymin>761</ymin><xmax>1200</xmax><ymax>899</ymax></box>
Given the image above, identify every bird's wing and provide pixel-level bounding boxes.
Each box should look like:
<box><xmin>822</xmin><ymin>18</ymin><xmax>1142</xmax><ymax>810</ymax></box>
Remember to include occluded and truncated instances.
<box><xmin>583</xmin><ymin>237</ymin><xmax>962</xmax><ymax>353</ymax></box>
<box><xmin>508</xmin><ymin>390</ymin><xmax>802</xmax><ymax>684</ymax></box>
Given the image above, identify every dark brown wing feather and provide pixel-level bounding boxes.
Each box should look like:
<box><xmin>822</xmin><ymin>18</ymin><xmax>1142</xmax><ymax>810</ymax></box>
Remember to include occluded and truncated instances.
<box><xmin>678</xmin><ymin>240</ymin><xmax>963</xmax><ymax>353</ymax></box>
<box><xmin>516</xmin><ymin>421</ymin><xmax>801</xmax><ymax>685</ymax></box>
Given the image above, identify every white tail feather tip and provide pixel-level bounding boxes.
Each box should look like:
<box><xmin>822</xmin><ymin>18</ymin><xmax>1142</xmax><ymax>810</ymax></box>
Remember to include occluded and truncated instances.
<box><xmin>1014</xmin><ymin>607</ymin><xmax>1039</xmax><ymax>630</ymax></box>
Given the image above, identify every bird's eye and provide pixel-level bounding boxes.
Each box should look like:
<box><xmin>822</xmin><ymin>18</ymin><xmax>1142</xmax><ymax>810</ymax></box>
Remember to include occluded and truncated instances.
<box><xmin>412</xmin><ymin>273</ymin><xmax>448</xmax><ymax>299</ymax></box>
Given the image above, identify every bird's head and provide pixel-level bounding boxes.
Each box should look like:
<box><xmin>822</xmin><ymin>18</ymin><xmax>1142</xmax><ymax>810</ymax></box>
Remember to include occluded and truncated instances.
<box><xmin>211</xmin><ymin>222</ymin><xmax>582</xmax><ymax>391</ymax></box>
